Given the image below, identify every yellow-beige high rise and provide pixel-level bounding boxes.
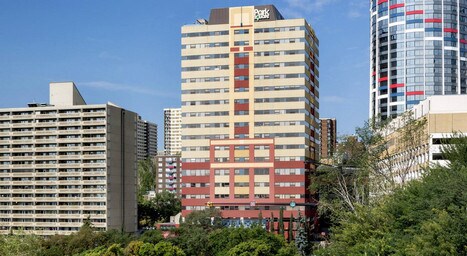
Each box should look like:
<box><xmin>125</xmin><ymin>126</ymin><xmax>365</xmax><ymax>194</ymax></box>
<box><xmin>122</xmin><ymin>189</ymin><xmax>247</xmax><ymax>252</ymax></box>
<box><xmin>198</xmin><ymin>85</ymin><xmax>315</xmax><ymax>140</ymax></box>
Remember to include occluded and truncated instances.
<box><xmin>181</xmin><ymin>5</ymin><xmax>320</xmax><ymax>221</ymax></box>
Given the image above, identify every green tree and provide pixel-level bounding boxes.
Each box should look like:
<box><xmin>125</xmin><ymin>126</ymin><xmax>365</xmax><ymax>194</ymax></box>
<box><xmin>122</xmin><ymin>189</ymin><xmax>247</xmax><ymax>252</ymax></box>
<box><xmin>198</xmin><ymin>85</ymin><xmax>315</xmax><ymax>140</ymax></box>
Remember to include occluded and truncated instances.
<box><xmin>137</xmin><ymin>159</ymin><xmax>156</xmax><ymax>199</ymax></box>
<box><xmin>226</xmin><ymin>240</ymin><xmax>272</xmax><ymax>256</ymax></box>
<box><xmin>138</xmin><ymin>229</ymin><xmax>164</xmax><ymax>244</ymax></box>
<box><xmin>182</xmin><ymin>208</ymin><xmax>222</xmax><ymax>231</ymax></box>
<box><xmin>269</xmin><ymin>213</ymin><xmax>274</xmax><ymax>233</ymax></box>
<box><xmin>315</xmin><ymin>136</ymin><xmax>467</xmax><ymax>255</ymax></box>
<box><xmin>0</xmin><ymin>233</ymin><xmax>43</xmax><ymax>256</ymax></box>
<box><xmin>288</xmin><ymin>213</ymin><xmax>294</xmax><ymax>242</ymax></box>
<box><xmin>278</xmin><ymin>208</ymin><xmax>284</xmax><ymax>236</ymax></box>
<box><xmin>138</xmin><ymin>191</ymin><xmax>181</xmax><ymax>228</ymax></box>
<box><xmin>124</xmin><ymin>240</ymin><xmax>144</xmax><ymax>256</ymax></box>
<box><xmin>154</xmin><ymin>242</ymin><xmax>185</xmax><ymax>256</ymax></box>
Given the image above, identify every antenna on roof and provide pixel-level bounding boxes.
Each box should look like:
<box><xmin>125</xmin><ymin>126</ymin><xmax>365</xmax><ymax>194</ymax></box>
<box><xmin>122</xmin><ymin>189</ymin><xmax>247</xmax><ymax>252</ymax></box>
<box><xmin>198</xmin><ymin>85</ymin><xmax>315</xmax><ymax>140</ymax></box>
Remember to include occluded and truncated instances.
<box><xmin>196</xmin><ymin>19</ymin><xmax>208</xmax><ymax>25</ymax></box>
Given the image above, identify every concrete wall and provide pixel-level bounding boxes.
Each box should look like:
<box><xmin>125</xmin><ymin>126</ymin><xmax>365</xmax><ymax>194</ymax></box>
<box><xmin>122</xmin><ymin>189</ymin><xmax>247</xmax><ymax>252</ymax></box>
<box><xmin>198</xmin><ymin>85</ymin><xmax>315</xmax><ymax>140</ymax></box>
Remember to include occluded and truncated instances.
<box><xmin>106</xmin><ymin>105</ymin><xmax>138</xmax><ymax>233</ymax></box>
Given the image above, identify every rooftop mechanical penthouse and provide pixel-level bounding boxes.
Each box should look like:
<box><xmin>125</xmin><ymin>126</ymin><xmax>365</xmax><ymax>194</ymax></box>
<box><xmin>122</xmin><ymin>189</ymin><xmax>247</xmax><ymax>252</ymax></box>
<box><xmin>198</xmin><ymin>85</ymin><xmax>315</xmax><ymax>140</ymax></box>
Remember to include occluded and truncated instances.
<box><xmin>181</xmin><ymin>5</ymin><xmax>320</xmax><ymax>221</ymax></box>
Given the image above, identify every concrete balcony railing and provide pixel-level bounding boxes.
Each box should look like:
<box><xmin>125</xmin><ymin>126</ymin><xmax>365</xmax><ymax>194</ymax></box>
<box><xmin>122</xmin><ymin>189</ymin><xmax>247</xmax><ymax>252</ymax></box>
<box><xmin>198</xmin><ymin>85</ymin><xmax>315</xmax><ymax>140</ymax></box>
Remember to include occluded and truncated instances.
<box><xmin>82</xmin><ymin>120</ymin><xmax>106</xmax><ymax>126</ymax></box>
<box><xmin>11</xmin><ymin>115</ymin><xmax>33</xmax><ymax>120</ymax></box>
<box><xmin>57</xmin><ymin>130</ymin><xmax>82</xmax><ymax>135</ymax></box>
<box><xmin>82</xmin><ymin>129</ymin><xmax>106</xmax><ymax>134</ymax></box>
<box><xmin>58</xmin><ymin>147</ymin><xmax>81</xmax><ymax>151</ymax></box>
<box><xmin>82</xmin><ymin>146</ymin><xmax>106</xmax><ymax>151</ymax></box>
<box><xmin>82</xmin><ymin>112</ymin><xmax>106</xmax><ymax>117</ymax></box>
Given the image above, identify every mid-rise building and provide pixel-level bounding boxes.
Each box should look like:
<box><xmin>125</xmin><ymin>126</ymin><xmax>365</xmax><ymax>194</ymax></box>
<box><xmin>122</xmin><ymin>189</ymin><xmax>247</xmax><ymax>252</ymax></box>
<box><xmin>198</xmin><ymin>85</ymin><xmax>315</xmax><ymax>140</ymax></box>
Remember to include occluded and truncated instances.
<box><xmin>0</xmin><ymin>82</ymin><xmax>139</xmax><ymax>235</ymax></box>
<box><xmin>164</xmin><ymin>108</ymin><xmax>181</xmax><ymax>155</ymax></box>
<box><xmin>370</xmin><ymin>0</ymin><xmax>467</xmax><ymax>120</ymax></box>
<box><xmin>374</xmin><ymin>94</ymin><xmax>467</xmax><ymax>191</ymax></box>
<box><xmin>137</xmin><ymin>117</ymin><xmax>158</xmax><ymax>161</ymax></box>
<box><xmin>181</xmin><ymin>5</ymin><xmax>320</xmax><ymax>220</ymax></box>
<box><xmin>319</xmin><ymin>118</ymin><xmax>337</xmax><ymax>160</ymax></box>
<box><xmin>154</xmin><ymin>154</ymin><xmax>182</xmax><ymax>197</ymax></box>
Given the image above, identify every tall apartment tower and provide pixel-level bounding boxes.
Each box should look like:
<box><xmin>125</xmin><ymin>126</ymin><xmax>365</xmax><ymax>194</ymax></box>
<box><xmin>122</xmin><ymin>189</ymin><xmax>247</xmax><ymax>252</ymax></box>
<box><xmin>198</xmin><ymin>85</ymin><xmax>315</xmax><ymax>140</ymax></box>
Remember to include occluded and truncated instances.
<box><xmin>181</xmin><ymin>5</ymin><xmax>320</xmax><ymax>220</ymax></box>
<box><xmin>163</xmin><ymin>108</ymin><xmax>181</xmax><ymax>155</ymax></box>
<box><xmin>137</xmin><ymin>117</ymin><xmax>158</xmax><ymax>161</ymax></box>
<box><xmin>319</xmin><ymin>118</ymin><xmax>337</xmax><ymax>160</ymax></box>
<box><xmin>0</xmin><ymin>82</ymin><xmax>138</xmax><ymax>235</ymax></box>
<box><xmin>370</xmin><ymin>0</ymin><xmax>467</xmax><ymax>120</ymax></box>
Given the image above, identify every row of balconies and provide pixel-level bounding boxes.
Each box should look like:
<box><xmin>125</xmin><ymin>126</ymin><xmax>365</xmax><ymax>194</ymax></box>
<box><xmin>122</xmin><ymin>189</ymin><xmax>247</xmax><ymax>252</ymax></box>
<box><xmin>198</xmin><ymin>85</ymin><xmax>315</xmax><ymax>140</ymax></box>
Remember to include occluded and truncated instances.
<box><xmin>0</xmin><ymin>137</ymin><xmax>105</xmax><ymax>144</ymax></box>
<box><xmin>0</xmin><ymin>146</ymin><xmax>107</xmax><ymax>152</ymax></box>
<box><xmin>0</xmin><ymin>128</ymin><xmax>106</xmax><ymax>136</ymax></box>
<box><xmin>0</xmin><ymin>155</ymin><xmax>106</xmax><ymax>161</ymax></box>
<box><xmin>0</xmin><ymin>120</ymin><xmax>106</xmax><ymax>128</ymax></box>
<box><xmin>0</xmin><ymin>163</ymin><xmax>106</xmax><ymax>169</ymax></box>
<box><xmin>0</xmin><ymin>112</ymin><xmax>106</xmax><ymax>119</ymax></box>
<box><xmin>0</xmin><ymin>197</ymin><xmax>107</xmax><ymax>201</ymax></box>
<box><xmin>0</xmin><ymin>222</ymin><xmax>107</xmax><ymax>227</ymax></box>
<box><xmin>0</xmin><ymin>180</ymin><xmax>106</xmax><ymax>186</ymax></box>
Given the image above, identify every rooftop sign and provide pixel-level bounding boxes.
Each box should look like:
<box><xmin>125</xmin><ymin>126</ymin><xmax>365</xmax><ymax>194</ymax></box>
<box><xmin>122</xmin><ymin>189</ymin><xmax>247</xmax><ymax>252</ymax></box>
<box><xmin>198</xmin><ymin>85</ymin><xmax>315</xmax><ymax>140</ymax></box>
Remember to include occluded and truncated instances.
<box><xmin>254</xmin><ymin>8</ymin><xmax>270</xmax><ymax>21</ymax></box>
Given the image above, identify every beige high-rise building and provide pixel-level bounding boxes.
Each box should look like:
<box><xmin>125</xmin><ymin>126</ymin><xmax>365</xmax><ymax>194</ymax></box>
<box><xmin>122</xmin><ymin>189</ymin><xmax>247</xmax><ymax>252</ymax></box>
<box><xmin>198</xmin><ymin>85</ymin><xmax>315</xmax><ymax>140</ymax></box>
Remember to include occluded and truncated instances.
<box><xmin>164</xmin><ymin>108</ymin><xmax>181</xmax><ymax>155</ymax></box>
<box><xmin>181</xmin><ymin>5</ymin><xmax>320</xmax><ymax>221</ymax></box>
<box><xmin>374</xmin><ymin>95</ymin><xmax>467</xmax><ymax>192</ymax></box>
<box><xmin>0</xmin><ymin>82</ymin><xmax>138</xmax><ymax>235</ymax></box>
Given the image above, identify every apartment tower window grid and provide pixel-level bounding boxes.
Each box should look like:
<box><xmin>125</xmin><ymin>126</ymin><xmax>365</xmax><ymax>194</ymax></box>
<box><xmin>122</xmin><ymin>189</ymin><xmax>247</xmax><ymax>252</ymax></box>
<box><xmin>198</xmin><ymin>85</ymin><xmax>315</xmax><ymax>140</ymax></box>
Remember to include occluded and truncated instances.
<box><xmin>181</xmin><ymin>5</ymin><xmax>320</xmax><ymax>220</ymax></box>
<box><xmin>164</xmin><ymin>108</ymin><xmax>182</xmax><ymax>155</ymax></box>
<box><xmin>0</xmin><ymin>82</ymin><xmax>138</xmax><ymax>235</ymax></box>
<box><xmin>370</xmin><ymin>0</ymin><xmax>467</xmax><ymax>120</ymax></box>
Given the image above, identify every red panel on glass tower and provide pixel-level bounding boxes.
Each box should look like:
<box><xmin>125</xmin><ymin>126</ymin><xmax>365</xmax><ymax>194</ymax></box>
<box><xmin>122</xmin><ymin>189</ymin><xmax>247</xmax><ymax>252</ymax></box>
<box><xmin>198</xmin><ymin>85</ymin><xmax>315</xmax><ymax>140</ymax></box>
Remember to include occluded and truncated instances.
<box><xmin>389</xmin><ymin>3</ymin><xmax>404</xmax><ymax>9</ymax></box>
<box><xmin>407</xmin><ymin>91</ymin><xmax>424</xmax><ymax>96</ymax></box>
<box><xmin>406</xmin><ymin>10</ymin><xmax>423</xmax><ymax>15</ymax></box>
<box><xmin>390</xmin><ymin>83</ymin><xmax>405</xmax><ymax>88</ymax></box>
<box><xmin>444</xmin><ymin>28</ymin><xmax>458</xmax><ymax>33</ymax></box>
<box><xmin>425</xmin><ymin>18</ymin><xmax>442</xmax><ymax>23</ymax></box>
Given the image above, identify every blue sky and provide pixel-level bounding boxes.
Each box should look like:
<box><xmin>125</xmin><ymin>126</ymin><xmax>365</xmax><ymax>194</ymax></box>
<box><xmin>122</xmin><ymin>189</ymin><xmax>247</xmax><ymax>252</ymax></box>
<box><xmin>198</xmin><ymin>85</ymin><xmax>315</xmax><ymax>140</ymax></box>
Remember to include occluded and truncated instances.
<box><xmin>0</xmin><ymin>0</ymin><xmax>369</xmax><ymax>145</ymax></box>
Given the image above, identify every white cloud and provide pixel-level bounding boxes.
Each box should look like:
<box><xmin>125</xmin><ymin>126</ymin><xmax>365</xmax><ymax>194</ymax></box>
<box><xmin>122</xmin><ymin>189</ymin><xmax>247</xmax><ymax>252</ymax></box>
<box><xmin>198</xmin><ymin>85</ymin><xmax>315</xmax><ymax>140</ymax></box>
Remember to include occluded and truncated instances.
<box><xmin>80</xmin><ymin>81</ymin><xmax>177</xmax><ymax>98</ymax></box>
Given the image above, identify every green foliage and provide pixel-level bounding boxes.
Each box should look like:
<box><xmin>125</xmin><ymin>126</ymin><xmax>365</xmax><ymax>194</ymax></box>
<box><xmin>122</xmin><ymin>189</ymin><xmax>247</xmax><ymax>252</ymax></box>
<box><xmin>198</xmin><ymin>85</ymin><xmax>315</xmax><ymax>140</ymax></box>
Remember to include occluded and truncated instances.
<box><xmin>138</xmin><ymin>230</ymin><xmax>164</xmax><ymax>244</ymax></box>
<box><xmin>169</xmin><ymin>226</ymin><xmax>210</xmax><ymax>256</ymax></box>
<box><xmin>137</xmin><ymin>159</ymin><xmax>156</xmax><ymax>199</ymax></box>
<box><xmin>0</xmin><ymin>233</ymin><xmax>43</xmax><ymax>256</ymax></box>
<box><xmin>294</xmin><ymin>213</ymin><xmax>309</xmax><ymax>256</ymax></box>
<box><xmin>138</xmin><ymin>242</ymin><xmax>157</xmax><ymax>256</ymax></box>
<box><xmin>123</xmin><ymin>240</ymin><xmax>144</xmax><ymax>256</ymax></box>
<box><xmin>269</xmin><ymin>212</ymin><xmax>274</xmax><ymax>233</ymax></box>
<box><xmin>207</xmin><ymin>226</ymin><xmax>286</xmax><ymax>256</ymax></box>
<box><xmin>226</xmin><ymin>240</ymin><xmax>272</xmax><ymax>256</ymax></box>
<box><xmin>153</xmin><ymin>242</ymin><xmax>185</xmax><ymax>256</ymax></box>
<box><xmin>181</xmin><ymin>208</ymin><xmax>222</xmax><ymax>231</ymax></box>
<box><xmin>278</xmin><ymin>208</ymin><xmax>284</xmax><ymax>235</ymax></box>
<box><xmin>315</xmin><ymin>139</ymin><xmax>467</xmax><ymax>255</ymax></box>
<box><xmin>288</xmin><ymin>213</ymin><xmax>294</xmax><ymax>242</ymax></box>
<box><xmin>138</xmin><ymin>191</ymin><xmax>181</xmax><ymax>228</ymax></box>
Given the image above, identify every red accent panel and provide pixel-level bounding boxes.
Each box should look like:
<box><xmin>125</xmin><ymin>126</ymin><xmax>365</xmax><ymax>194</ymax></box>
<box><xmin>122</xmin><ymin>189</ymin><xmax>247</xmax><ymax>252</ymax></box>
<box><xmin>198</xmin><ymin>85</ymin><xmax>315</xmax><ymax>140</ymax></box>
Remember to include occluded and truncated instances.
<box><xmin>182</xmin><ymin>176</ymin><xmax>209</xmax><ymax>183</ymax></box>
<box><xmin>181</xmin><ymin>187</ymin><xmax>209</xmax><ymax>195</ymax></box>
<box><xmin>461</xmin><ymin>39</ymin><xmax>467</xmax><ymax>44</ymax></box>
<box><xmin>230</xmin><ymin>47</ymin><xmax>240</xmax><ymax>52</ymax></box>
<box><xmin>390</xmin><ymin>83</ymin><xmax>405</xmax><ymax>89</ymax></box>
<box><xmin>378</xmin><ymin>0</ymin><xmax>388</xmax><ymax>4</ymax></box>
<box><xmin>389</xmin><ymin>3</ymin><xmax>404</xmax><ymax>9</ymax></box>
<box><xmin>234</xmin><ymin>68</ymin><xmax>249</xmax><ymax>76</ymax></box>
<box><xmin>234</xmin><ymin>103</ymin><xmax>249</xmax><ymax>111</ymax></box>
<box><xmin>372</xmin><ymin>71</ymin><xmax>376</xmax><ymax>76</ymax></box>
<box><xmin>275</xmin><ymin>175</ymin><xmax>306</xmax><ymax>182</ymax></box>
<box><xmin>234</xmin><ymin>126</ymin><xmax>249</xmax><ymax>135</ymax></box>
<box><xmin>378</xmin><ymin>77</ymin><xmax>388</xmax><ymax>82</ymax></box>
<box><xmin>444</xmin><ymin>28</ymin><xmax>458</xmax><ymax>33</ymax></box>
<box><xmin>234</xmin><ymin>80</ymin><xmax>249</xmax><ymax>88</ymax></box>
<box><xmin>234</xmin><ymin>57</ymin><xmax>249</xmax><ymax>64</ymax></box>
<box><xmin>244</xmin><ymin>46</ymin><xmax>253</xmax><ymax>51</ymax></box>
<box><xmin>274</xmin><ymin>161</ymin><xmax>305</xmax><ymax>169</ymax></box>
<box><xmin>406</xmin><ymin>10</ymin><xmax>423</xmax><ymax>15</ymax></box>
<box><xmin>182</xmin><ymin>162</ymin><xmax>210</xmax><ymax>170</ymax></box>
<box><xmin>406</xmin><ymin>91</ymin><xmax>424</xmax><ymax>96</ymax></box>
<box><xmin>425</xmin><ymin>18</ymin><xmax>442</xmax><ymax>23</ymax></box>
<box><xmin>275</xmin><ymin>187</ymin><xmax>305</xmax><ymax>194</ymax></box>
